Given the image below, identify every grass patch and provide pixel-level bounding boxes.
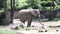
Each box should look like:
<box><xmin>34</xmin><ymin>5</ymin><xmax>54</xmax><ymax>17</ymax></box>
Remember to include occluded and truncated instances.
<box><xmin>40</xmin><ymin>18</ymin><xmax>60</xmax><ymax>22</ymax></box>
<box><xmin>31</xmin><ymin>18</ymin><xmax>60</xmax><ymax>22</ymax></box>
<box><xmin>18</xmin><ymin>27</ymin><xmax>35</xmax><ymax>31</ymax></box>
<box><xmin>0</xmin><ymin>29</ymin><xmax>15</xmax><ymax>34</ymax></box>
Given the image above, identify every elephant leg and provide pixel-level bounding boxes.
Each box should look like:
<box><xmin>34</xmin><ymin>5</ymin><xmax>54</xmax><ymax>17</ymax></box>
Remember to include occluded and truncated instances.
<box><xmin>20</xmin><ymin>20</ymin><xmax>25</xmax><ymax>28</ymax></box>
<box><xmin>21</xmin><ymin>20</ymin><xmax>25</xmax><ymax>24</ymax></box>
<box><xmin>27</xmin><ymin>19</ymin><xmax>32</xmax><ymax>27</ymax></box>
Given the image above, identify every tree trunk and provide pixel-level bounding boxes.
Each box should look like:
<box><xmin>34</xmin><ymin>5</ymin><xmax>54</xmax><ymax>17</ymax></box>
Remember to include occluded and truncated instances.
<box><xmin>48</xmin><ymin>0</ymin><xmax>55</xmax><ymax>20</ymax></box>
<box><xmin>10</xmin><ymin>0</ymin><xmax>15</xmax><ymax>23</ymax></box>
<box><xmin>4</xmin><ymin>0</ymin><xmax>10</xmax><ymax>25</ymax></box>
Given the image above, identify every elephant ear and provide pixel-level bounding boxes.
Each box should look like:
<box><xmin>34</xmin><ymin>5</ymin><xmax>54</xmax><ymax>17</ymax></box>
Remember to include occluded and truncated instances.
<box><xmin>29</xmin><ymin>10</ymin><xmax>39</xmax><ymax>16</ymax></box>
<box><xmin>29</xmin><ymin>11</ymin><xmax>35</xmax><ymax>16</ymax></box>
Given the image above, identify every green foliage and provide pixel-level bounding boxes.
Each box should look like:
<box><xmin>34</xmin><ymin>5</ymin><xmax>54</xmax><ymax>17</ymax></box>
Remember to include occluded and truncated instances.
<box><xmin>0</xmin><ymin>9</ymin><xmax>4</xmax><ymax>13</ymax></box>
<box><xmin>6</xmin><ymin>0</ymin><xmax>27</xmax><ymax>10</ymax></box>
<box><xmin>55</xmin><ymin>5</ymin><xmax>60</xmax><ymax>10</ymax></box>
<box><xmin>7</xmin><ymin>0</ymin><xmax>11</xmax><ymax>10</ymax></box>
<box><xmin>41</xmin><ymin>0</ymin><xmax>52</xmax><ymax>1</ymax></box>
<box><xmin>41</xmin><ymin>0</ymin><xmax>56</xmax><ymax>1</ymax></box>
<box><xmin>45</xmin><ymin>7</ymin><xmax>51</xmax><ymax>10</ymax></box>
<box><xmin>26</xmin><ymin>0</ymin><xmax>40</xmax><ymax>5</ymax></box>
<box><xmin>15</xmin><ymin>5</ymin><xmax>29</xmax><ymax>10</ymax></box>
<box><xmin>0</xmin><ymin>0</ymin><xmax>60</xmax><ymax>11</ymax></box>
<box><xmin>0</xmin><ymin>0</ymin><xmax>60</xmax><ymax>21</ymax></box>
<box><xmin>26</xmin><ymin>0</ymin><xmax>41</xmax><ymax>9</ymax></box>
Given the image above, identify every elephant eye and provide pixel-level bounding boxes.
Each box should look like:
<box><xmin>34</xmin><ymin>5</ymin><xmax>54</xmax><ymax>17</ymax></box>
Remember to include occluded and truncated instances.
<box><xmin>35</xmin><ymin>11</ymin><xmax>37</xmax><ymax>12</ymax></box>
<box><xmin>34</xmin><ymin>11</ymin><xmax>37</xmax><ymax>14</ymax></box>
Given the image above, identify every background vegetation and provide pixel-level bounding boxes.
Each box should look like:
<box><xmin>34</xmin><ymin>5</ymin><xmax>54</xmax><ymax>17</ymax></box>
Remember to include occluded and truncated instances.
<box><xmin>0</xmin><ymin>0</ymin><xmax>60</xmax><ymax>10</ymax></box>
<box><xmin>0</xmin><ymin>0</ymin><xmax>60</xmax><ymax>20</ymax></box>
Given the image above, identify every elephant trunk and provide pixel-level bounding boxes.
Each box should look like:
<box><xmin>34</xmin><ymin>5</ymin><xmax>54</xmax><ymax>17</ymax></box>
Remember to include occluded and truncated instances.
<box><xmin>38</xmin><ymin>12</ymin><xmax>44</xmax><ymax>26</ymax></box>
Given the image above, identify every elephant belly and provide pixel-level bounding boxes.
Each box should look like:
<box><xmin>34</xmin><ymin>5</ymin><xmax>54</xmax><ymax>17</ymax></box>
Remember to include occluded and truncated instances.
<box><xmin>19</xmin><ymin>13</ymin><xmax>32</xmax><ymax>21</ymax></box>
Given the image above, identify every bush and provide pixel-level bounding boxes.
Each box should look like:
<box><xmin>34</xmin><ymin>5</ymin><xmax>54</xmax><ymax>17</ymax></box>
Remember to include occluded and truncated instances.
<box><xmin>55</xmin><ymin>5</ymin><xmax>60</xmax><ymax>10</ymax></box>
<box><xmin>15</xmin><ymin>5</ymin><xmax>29</xmax><ymax>11</ymax></box>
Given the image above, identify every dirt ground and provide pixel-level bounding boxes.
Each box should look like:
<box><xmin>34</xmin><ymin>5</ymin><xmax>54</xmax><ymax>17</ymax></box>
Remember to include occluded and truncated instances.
<box><xmin>0</xmin><ymin>19</ymin><xmax>60</xmax><ymax>34</ymax></box>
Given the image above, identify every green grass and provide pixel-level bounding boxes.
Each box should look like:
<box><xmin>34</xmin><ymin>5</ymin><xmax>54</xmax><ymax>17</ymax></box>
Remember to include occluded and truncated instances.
<box><xmin>11</xmin><ymin>26</ymin><xmax>36</xmax><ymax>31</ymax></box>
<box><xmin>0</xmin><ymin>29</ymin><xmax>15</xmax><ymax>34</ymax></box>
<box><xmin>0</xmin><ymin>27</ymin><xmax>35</xmax><ymax>34</ymax></box>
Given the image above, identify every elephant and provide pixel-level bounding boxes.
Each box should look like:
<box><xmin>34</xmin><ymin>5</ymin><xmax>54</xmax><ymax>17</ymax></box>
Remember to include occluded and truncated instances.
<box><xmin>18</xmin><ymin>9</ymin><xmax>40</xmax><ymax>27</ymax></box>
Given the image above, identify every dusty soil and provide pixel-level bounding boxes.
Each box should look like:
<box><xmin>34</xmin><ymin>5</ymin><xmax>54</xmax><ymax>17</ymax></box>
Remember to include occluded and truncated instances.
<box><xmin>0</xmin><ymin>19</ymin><xmax>60</xmax><ymax>34</ymax></box>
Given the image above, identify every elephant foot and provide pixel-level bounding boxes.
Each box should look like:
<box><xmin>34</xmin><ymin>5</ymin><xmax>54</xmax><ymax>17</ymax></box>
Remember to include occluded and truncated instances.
<box><xmin>19</xmin><ymin>24</ymin><xmax>24</xmax><ymax>28</ymax></box>
<box><xmin>27</xmin><ymin>26</ymin><xmax>30</xmax><ymax>27</ymax></box>
<box><xmin>27</xmin><ymin>24</ymin><xmax>31</xmax><ymax>27</ymax></box>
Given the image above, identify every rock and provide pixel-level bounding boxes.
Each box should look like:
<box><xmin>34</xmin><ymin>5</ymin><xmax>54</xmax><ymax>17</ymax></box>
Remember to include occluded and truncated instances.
<box><xmin>45</xmin><ymin>30</ymin><xmax>47</xmax><ymax>32</ymax></box>
<box><xmin>38</xmin><ymin>30</ymin><xmax>43</xmax><ymax>32</ymax></box>
<box><xmin>31</xmin><ymin>25</ymin><xmax>35</xmax><ymax>27</ymax></box>
<box><xmin>19</xmin><ymin>24</ymin><xmax>24</xmax><ymax>28</ymax></box>
<box><xmin>14</xmin><ymin>26</ymin><xmax>19</xmax><ymax>30</ymax></box>
<box><xmin>26</xmin><ymin>28</ymin><xmax>30</xmax><ymax>30</ymax></box>
<box><xmin>11</xmin><ymin>26</ymin><xmax>19</xmax><ymax>30</ymax></box>
<box><xmin>56</xmin><ymin>30</ymin><xmax>59</xmax><ymax>32</ymax></box>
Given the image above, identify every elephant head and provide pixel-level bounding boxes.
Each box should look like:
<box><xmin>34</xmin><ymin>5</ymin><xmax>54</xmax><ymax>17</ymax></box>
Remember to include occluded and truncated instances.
<box><xmin>29</xmin><ymin>9</ymin><xmax>40</xmax><ymax>18</ymax></box>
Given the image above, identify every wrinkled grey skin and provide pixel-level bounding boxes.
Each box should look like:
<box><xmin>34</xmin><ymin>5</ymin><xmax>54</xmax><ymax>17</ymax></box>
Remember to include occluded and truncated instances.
<box><xmin>18</xmin><ymin>9</ymin><xmax>40</xmax><ymax>27</ymax></box>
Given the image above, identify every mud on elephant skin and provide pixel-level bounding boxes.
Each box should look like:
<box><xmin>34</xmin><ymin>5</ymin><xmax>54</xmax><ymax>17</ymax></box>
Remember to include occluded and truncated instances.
<box><xmin>18</xmin><ymin>9</ymin><xmax>40</xmax><ymax>27</ymax></box>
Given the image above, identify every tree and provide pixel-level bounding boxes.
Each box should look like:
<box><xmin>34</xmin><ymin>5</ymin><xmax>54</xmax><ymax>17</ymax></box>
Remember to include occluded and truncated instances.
<box><xmin>10</xmin><ymin>0</ymin><xmax>15</xmax><ymax>23</ymax></box>
<box><xmin>3</xmin><ymin>0</ymin><xmax>10</xmax><ymax>25</ymax></box>
<box><xmin>48</xmin><ymin>0</ymin><xmax>55</xmax><ymax>20</ymax></box>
